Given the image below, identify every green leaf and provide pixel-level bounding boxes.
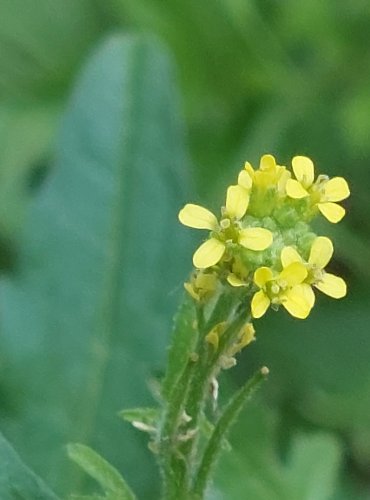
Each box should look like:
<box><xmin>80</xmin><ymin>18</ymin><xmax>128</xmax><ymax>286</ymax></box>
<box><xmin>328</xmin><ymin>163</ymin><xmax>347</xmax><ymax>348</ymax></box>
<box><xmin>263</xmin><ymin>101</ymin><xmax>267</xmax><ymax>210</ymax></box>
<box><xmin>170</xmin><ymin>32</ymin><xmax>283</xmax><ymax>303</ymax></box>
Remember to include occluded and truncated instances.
<box><xmin>193</xmin><ymin>368</ymin><xmax>268</xmax><ymax>497</ymax></box>
<box><xmin>0</xmin><ymin>432</ymin><xmax>59</xmax><ymax>500</ymax></box>
<box><xmin>68</xmin><ymin>444</ymin><xmax>135</xmax><ymax>500</ymax></box>
<box><xmin>249</xmin><ymin>291</ymin><xmax>370</xmax><ymax>470</ymax></box>
<box><xmin>213</xmin><ymin>403</ymin><xmax>343</xmax><ymax>500</ymax></box>
<box><xmin>161</xmin><ymin>294</ymin><xmax>197</xmax><ymax>399</ymax></box>
<box><xmin>0</xmin><ymin>101</ymin><xmax>60</xmax><ymax>236</ymax></box>
<box><xmin>0</xmin><ymin>33</ymin><xmax>192</xmax><ymax>497</ymax></box>
<box><xmin>198</xmin><ymin>414</ymin><xmax>231</xmax><ymax>452</ymax></box>
<box><xmin>118</xmin><ymin>408</ymin><xmax>159</xmax><ymax>428</ymax></box>
<box><xmin>285</xmin><ymin>434</ymin><xmax>342</xmax><ymax>500</ymax></box>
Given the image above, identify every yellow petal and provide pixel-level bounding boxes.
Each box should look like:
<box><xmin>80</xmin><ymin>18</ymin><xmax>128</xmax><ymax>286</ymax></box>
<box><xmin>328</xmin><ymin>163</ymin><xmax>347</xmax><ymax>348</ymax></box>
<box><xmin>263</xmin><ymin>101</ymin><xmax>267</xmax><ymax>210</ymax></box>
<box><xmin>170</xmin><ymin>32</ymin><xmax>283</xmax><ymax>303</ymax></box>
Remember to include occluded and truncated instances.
<box><xmin>244</xmin><ymin>161</ymin><xmax>255</xmax><ymax>178</ymax></box>
<box><xmin>179</xmin><ymin>204</ymin><xmax>218</xmax><ymax>230</ymax></box>
<box><xmin>240</xmin><ymin>323</ymin><xmax>255</xmax><ymax>342</ymax></box>
<box><xmin>277</xmin><ymin>168</ymin><xmax>291</xmax><ymax>193</ymax></box>
<box><xmin>239</xmin><ymin>227</ymin><xmax>273</xmax><ymax>251</ymax></box>
<box><xmin>193</xmin><ymin>238</ymin><xmax>225</xmax><ymax>269</ymax></box>
<box><xmin>205</xmin><ymin>322</ymin><xmax>227</xmax><ymax>349</ymax></box>
<box><xmin>205</xmin><ymin>330</ymin><xmax>219</xmax><ymax>349</ymax></box>
<box><xmin>260</xmin><ymin>154</ymin><xmax>276</xmax><ymax>171</ymax></box>
<box><xmin>279</xmin><ymin>262</ymin><xmax>307</xmax><ymax>286</ymax></box>
<box><xmin>282</xmin><ymin>284</ymin><xmax>314</xmax><ymax>319</ymax></box>
<box><xmin>236</xmin><ymin>323</ymin><xmax>256</xmax><ymax>350</ymax></box>
<box><xmin>184</xmin><ymin>282</ymin><xmax>200</xmax><ymax>301</ymax></box>
<box><xmin>323</xmin><ymin>177</ymin><xmax>350</xmax><ymax>202</ymax></box>
<box><xmin>254</xmin><ymin>267</ymin><xmax>273</xmax><ymax>287</ymax></box>
<box><xmin>238</xmin><ymin>170</ymin><xmax>253</xmax><ymax>190</ymax></box>
<box><xmin>292</xmin><ymin>156</ymin><xmax>314</xmax><ymax>187</ymax></box>
<box><xmin>315</xmin><ymin>273</ymin><xmax>347</xmax><ymax>298</ymax></box>
<box><xmin>281</xmin><ymin>246</ymin><xmax>302</xmax><ymax>268</ymax></box>
<box><xmin>299</xmin><ymin>283</ymin><xmax>316</xmax><ymax>308</ymax></box>
<box><xmin>308</xmin><ymin>236</ymin><xmax>333</xmax><ymax>269</ymax></box>
<box><xmin>251</xmin><ymin>290</ymin><xmax>270</xmax><ymax>318</ymax></box>
<box><xmin>286</xmin><ymin>179</ymin><xmax>309</xmax><ymax>199</ymax></box>
<box><xmin>226</xmin><ymin>185</ymin><xmax>249</xmax><ymax>219</ymax></box>
<box><xmin>227</xmin><ymin>273</ymin><xmax>246</xmax><ymax>287</ymax></box>
<box><xmin>195</xmin><ymin>272</ymin><xmax>218</xmax><ymax>293</ymax></box>
<box><xmin>317</xmin><ymin>202</ymin><xmax>345</xmax><ymax>223</ymax></box>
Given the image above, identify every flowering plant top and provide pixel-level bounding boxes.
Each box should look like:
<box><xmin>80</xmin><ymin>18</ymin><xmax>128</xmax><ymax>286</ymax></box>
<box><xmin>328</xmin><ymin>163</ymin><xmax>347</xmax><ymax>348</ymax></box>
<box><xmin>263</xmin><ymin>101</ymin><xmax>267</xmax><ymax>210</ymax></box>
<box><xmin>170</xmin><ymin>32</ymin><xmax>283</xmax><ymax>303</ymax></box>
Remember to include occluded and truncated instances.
<box><xmin>179</xmin><ymin>154</ymin><xmax>349</xmax><ymax>320</ymax></box>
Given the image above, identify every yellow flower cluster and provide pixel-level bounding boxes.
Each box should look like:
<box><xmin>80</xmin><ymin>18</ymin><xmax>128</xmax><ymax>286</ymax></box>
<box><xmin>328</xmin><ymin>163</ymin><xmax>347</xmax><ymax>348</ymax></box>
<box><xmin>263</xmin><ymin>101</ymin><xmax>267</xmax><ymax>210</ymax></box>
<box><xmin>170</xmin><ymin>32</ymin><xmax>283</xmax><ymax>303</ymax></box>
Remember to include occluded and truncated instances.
<box><xmin>179</xmin><ymin>154</ymin><xmax>349</xmax><ymax>320</ymax></box>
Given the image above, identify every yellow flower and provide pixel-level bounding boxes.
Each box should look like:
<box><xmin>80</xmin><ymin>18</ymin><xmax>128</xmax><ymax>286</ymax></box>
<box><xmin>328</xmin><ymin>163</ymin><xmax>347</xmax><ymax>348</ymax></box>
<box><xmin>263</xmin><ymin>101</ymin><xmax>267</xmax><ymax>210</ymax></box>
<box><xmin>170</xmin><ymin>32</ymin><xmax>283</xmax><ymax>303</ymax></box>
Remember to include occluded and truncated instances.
<box><xmin>251</xmin><ymin>256</ymin><xmax>315</xmax><ymax>320</ymax></box>
<box><xmin>281</xmin><ymin>236</ymin><xmax>347</xmax><ymax>299</ymax></box>
<box><xmin>241</xmin><ymin>154</ymin><xmax>290</xmax><ymax>194</ymax></box>
<box><xmin>226</xmin><ymin>256</ymin><xmax>249</xmax><ymax>287</ymax></box>
<box><xmin>184</xmin><ymin>271</ymin><xmax>218</xmax><ymax>301</ymax></box>
<box><xmin>228</xmin><ymin>323</ymin><xmax>256</xmax><ymax>356</ymax></box>
<box><xmin>178</xmin><ymin>186</ymin><xmax>273</xmax><ymax>269</ymax></box>
<box><xmin>286</xmin><ymin>156</ymin><xmax>350</xmax><ymax>223</ymax></box>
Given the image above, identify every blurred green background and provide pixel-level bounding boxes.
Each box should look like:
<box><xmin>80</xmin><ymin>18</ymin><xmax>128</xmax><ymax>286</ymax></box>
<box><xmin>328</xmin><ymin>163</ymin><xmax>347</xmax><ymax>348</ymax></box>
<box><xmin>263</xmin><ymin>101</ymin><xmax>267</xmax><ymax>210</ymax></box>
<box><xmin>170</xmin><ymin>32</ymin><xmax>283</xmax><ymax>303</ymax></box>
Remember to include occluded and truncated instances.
<box><xmin>0</xmin><ymin>1</ymin><xmax>369</xmax><ymax>499</ymax></box>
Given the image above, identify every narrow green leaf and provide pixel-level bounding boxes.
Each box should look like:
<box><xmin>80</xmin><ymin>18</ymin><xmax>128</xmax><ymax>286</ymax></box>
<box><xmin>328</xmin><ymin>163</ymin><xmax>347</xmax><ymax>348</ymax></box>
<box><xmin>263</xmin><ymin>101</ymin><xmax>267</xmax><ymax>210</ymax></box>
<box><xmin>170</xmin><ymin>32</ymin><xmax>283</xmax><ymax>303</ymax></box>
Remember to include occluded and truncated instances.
<box><xmin>161</xmin><ymin>294</ymin><xmax>197</xmax><ymax>399</ymax></box>
<box><xmin>0</xmin><ymin>33</ymin><xmax>192</xmax><ymax>497</ymax></box>
<box><xmin>68</xmin><ymin>444</ymin><xmax>135</xmax><ymax>500</ymax></box>
<box><xmin>118</xmin><ymin>408</ymin><xmax>159</xmax><ymax>427</ymax></box>
<box><xmin>192</xmin><ymin>367</ymin><xmax>269</xmax><ymax>497</ymax></box>
<box><xmin>199</xmin><ymin>414</ymin><xmax>231</xmax><ymax>452</ymax></box>
<box><xmin>0</xmin><ymin>432</ymin><xmax>59</xmax><ymax>500</ymax></box>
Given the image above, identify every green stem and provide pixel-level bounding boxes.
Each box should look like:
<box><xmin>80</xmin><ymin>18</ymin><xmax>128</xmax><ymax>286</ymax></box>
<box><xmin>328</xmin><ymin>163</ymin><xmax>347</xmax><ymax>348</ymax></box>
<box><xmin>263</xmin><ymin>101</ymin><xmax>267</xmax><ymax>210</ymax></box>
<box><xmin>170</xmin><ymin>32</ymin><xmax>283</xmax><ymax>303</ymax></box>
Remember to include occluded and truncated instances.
<box><xmin>191</xmin><ymin>367</ymin><xmax>269</xmax><ymax>498</ymax></box>
<box><xmin>158</xmin><ymin>358</ymin><xmax>196</xmax><ymax>498</ymax></box>
<box><xmin>159</xmin><ymin>289</ymin><xmax>253</xmax><ymax>499</ymax></box>
<box><xmin>178</xmin><ymin>308</ymin><xmax>247</xmax><ymax>488</ymax></box>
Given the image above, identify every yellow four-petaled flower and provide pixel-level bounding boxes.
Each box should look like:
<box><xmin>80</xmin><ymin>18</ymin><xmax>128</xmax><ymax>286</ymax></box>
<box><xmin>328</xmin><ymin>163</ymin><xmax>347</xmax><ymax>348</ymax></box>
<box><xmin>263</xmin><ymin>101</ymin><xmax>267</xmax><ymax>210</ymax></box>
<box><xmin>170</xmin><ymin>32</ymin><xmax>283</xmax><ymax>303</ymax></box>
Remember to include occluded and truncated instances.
<box><xmin>178</xmin><ymin>185</ymin><xmax>273</xmax><ymax>269</ymax></box>
<box><xmin>281</xmin><ymin>236</ymin><xmax>347</xmax><ymax>299</ymax></box>
<box><xmin>251</xmin><ymin>236</ymin><xmax>347</xmax><ymax>319</ymax></box>
<box><xmin>286</xmin><ymin>156</ymin><xmax>350</xmax><ymax>223</ymax></box>
<box><xmin>241</xmin><ymin>154</ymin><xmax>291</xmax><ymax>194</ymax></box>
<box><xmin>251</xmin><ymin>259</ymin><xmax>314</xmax><ymax>320</ymax></box>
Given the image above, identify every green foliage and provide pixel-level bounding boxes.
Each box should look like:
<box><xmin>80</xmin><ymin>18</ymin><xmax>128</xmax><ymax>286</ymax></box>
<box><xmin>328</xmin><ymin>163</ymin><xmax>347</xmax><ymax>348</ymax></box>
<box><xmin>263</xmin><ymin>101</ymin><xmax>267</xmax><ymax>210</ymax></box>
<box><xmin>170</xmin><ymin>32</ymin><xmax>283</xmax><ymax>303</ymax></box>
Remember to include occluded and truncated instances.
<box><xmin>249</xmin><ymin>289</ymin><xmax>370</xmax><ymax>473</ymax></box>
<box><xmin>193</xmin><ymin>368</ymin><xmax>268</xmax><ymax>497</ymax></box>
<box><xmin>0</xmin><ymin>0</ymin><xmax>102</xmax><ymax>99</ymax></box>
<box><xmin>0</xmin><ymin>432</ymin><xmax>58</xmax><ymax>500</ymax></box>
<box><xmin>0</xmin><ymin>33</ymin><xmax>192</xmax><ymax>498</ymax></box>
<box><xmin>68</xmin><ymin>444</ymin><xmax>135</xmax><ymax>500</ymax></box>
<box><xmin>0</xmin><ymin>0</ymin><xmax>370</xmax><ymax>498</ymax></box>
<box><xmin>0</xmin><ymin>1</ymin><xmax>106</xmax><ymax>240</ymax></box>
<box><xmin>213</xmin><ymin>404</ymin><xmax>343</xmax><ymax>500</ymax></box>
<box><xmin>0</xmin><ymin>102</ymin><xmax>60</xmax><ymax>236</ymax></box>
<box><xmin>161</xmin><ymin>294</ymin><xmax>197</xmax><ymax>400</ymax></box>
<box><xmin>118</xmin><ymin>408</ymin><xmax>159</xmax><ymax>427</ymax></box>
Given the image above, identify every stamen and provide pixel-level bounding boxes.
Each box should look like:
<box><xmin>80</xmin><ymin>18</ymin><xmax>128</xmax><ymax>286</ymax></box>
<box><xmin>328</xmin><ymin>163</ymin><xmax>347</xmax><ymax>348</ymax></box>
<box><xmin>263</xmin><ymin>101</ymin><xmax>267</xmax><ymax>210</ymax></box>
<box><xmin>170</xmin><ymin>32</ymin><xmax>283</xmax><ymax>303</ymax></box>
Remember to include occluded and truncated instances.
<box><xmin>220</xmin><ymin>218</ymin><xmax>231</xmax><ymax>229</ymax></box>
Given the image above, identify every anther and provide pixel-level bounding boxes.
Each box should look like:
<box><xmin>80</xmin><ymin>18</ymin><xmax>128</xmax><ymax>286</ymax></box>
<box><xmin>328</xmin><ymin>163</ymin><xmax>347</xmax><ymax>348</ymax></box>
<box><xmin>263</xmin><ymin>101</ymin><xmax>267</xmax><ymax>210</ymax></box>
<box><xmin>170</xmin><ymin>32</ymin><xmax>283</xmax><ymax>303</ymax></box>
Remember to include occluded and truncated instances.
<box><xmin>220</xmin><ymin>218</ymin><xmax>231</xmax><ymax>229</ymax></box>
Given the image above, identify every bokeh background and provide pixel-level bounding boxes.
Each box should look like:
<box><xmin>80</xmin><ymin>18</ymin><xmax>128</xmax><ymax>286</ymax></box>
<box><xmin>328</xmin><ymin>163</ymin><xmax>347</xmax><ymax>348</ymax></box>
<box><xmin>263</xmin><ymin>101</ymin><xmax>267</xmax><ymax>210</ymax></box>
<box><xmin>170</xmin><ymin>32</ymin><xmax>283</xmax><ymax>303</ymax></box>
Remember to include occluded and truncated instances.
<box><xmin>0</xmin><ymin>1</ymin><xmax>369</xmax><ymax>499</ymax></box>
